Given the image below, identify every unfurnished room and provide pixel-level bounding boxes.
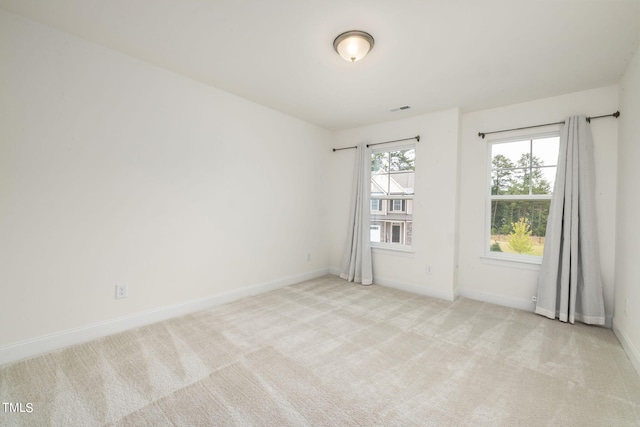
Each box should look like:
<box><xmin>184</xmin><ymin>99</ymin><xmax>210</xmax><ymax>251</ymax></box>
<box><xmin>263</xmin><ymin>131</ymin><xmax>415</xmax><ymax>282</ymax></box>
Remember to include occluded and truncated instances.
<box><xmin>1</xmin><ymin>1</ymin><xmax>640</xmax><ymax>425</ymax></box>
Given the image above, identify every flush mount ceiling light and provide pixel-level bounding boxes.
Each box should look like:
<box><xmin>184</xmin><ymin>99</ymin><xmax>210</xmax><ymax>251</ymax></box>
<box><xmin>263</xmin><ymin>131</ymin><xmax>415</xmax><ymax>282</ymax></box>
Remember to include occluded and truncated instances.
<box><xmin>333</xmin><ymin>30</ymin><xmax>375</xmax><ymax>62</ymax></box>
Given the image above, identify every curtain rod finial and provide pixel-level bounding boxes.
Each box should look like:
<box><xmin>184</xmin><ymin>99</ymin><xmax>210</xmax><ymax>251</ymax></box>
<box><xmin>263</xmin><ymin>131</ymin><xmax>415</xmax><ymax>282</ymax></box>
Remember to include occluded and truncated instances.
<box><xmin>614</xmin><ymin>111</ymin><xmax>620</xmax><ymax>118</ymax></box>
<box><xmin>478</xmin><ymin>132</ymin><xmax>486</xmax><ymax>139</ymax></box>
<box><xmin>416</xmin><ymin>135</ymin><xmax>421</xmax><ymax>142</ymax></box>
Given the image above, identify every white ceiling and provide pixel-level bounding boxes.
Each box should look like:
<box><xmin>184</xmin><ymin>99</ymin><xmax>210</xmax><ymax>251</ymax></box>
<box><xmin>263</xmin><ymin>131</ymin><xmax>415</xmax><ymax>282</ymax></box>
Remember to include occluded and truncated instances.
<box><xmin>1</xmin><ymin>0</ymin><xmax>638</xmax><ymax>130</ymax></box>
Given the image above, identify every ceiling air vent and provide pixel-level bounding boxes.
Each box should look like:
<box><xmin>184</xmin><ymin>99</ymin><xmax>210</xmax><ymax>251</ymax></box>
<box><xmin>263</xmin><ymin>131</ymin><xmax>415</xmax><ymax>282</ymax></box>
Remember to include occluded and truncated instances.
<box><xmin>390</xmin><ymin>105</ymin><xmax>411</xmax><ymax>112</ymax></box>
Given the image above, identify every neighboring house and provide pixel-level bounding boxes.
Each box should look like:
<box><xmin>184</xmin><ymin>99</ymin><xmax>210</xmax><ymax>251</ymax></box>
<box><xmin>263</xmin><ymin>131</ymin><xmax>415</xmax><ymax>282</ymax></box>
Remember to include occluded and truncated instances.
<box><xmin>370</xmin><ymin>169</ymin><xmax>413</xmax><ymax>245</ymax></box>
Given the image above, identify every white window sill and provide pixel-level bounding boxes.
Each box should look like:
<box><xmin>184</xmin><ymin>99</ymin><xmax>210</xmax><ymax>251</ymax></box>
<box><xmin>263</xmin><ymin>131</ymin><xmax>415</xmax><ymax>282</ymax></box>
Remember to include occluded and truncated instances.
<box><xmin>371</xmin><ymin>244</ymin><xmax>415</xmax><ymax>258</ymax></box>
<box><xmin>480</xmin><ymin>254</ymin><xmax>542</xmax><ymax>271</ymax></box>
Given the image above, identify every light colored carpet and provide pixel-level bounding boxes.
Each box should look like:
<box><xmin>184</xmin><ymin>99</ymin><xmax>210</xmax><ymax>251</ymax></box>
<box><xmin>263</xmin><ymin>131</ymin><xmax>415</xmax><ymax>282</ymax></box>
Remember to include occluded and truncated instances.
<box><xmin>1</xmin><ymin>275</ymin><xmax>639</xmax><ymax>426</ymax></box>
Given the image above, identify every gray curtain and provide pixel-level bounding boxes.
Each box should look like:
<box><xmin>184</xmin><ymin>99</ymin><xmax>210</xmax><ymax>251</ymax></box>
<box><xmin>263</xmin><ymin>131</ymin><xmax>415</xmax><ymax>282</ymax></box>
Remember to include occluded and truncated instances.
<box><xmin>535</xmin><ymin>116</ymin><xmax>605</xmax><ymax>325</ymax></box>
<box><xmin>340</xmin><ymin>143</ymin><xmax>373</xmax><ymax>285</ymax></box>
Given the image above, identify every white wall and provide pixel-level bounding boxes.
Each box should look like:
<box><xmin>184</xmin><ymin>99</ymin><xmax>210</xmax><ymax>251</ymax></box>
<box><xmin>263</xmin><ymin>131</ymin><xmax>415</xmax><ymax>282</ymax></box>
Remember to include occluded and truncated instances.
<box><xmin>614</xmin><ymin>42</ymin><xmax>640</xmax><ymax>374</ymax></box>
<box><xmin>0</xmin><ymin>10</ymin><xmax>332</xmax><ymax>349</ymax></box>
<box><xmin>329</xmin><ymin>109</ymin><xmax>460</xmax><ymax>300</ymax></box>
<box><xmin>457</xmin><ymin>86</ymin><xmax>619</xmax><ymax>319</ymax></box>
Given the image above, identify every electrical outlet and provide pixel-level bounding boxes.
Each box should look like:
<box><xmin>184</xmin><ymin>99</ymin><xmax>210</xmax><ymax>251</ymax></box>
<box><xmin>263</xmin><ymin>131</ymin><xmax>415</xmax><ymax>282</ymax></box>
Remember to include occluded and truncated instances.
<box><xmin>426</xmin><ymin>265</ymin><xmax>432</xmax><ymax>274</ymax></box>
<box><xmin>531</xmin><ymin>295</ymin><xmax>537</xmax><ymax>303</ymax></box>
<box><xmin>306</xmin><ymin>252</ymin><xmax>312</xmax><ymax>262</ymax></box>
<box><xmin>116</xmin><ymin>284</ymin><xmax>128</xmax><ymax>299</ymax></box>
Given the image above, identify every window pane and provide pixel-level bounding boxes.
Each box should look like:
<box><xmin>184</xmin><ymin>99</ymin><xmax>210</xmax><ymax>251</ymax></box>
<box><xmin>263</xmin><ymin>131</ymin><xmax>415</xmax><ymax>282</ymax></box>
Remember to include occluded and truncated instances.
<box><xmin>491</xmin><ymin>168</ymin><xmax>532</xmax><ymax>195</ymax></box>
<box><xmin>532</xmin><ymin>136</ymin><xmax>560</xmax><ymax>166</ymax></box>
<box><xmin>371</xmin><ymin>173</ymin><xmax>389</xmax><ymax>195</ymax></box>
<box><xmin>370</xmin><ymin>198</ymin><xmax>413</xmax><ymax>246</ymax></box>
<box><xmin>491</xmin><ymin>140</ymin><xmax>530</xmax><ymax>168</ymax></box>
<box><xmin>371</xmin><ymin>152</ymin><xmax>388</xmax><ymax>172</ymax></box>
<box><xmin>388</xmin><ymin>171</ymin><xmax>414</xmax><ymax>195</ymax></box>
<box><xmin>389</xmin><ymin>149</ymin><xmax>415</xmax><ymax>171</ymax></box>
<box><xmin>405</xmin><ymin>148</ymin><xmax>415</xmax><ymax>169</ymax></box>
<box><xmin>532</xmin><ymin>167</ymin><xmax>556</xmax><ymax>195</ymax></box>
<box><xmin>389</xmin><ymin>148</ymin><xmax>416</xmax><ymax>171</ymax></box>
<box><xmin>498</xmin><ymin>168</ymin><xmax>530</xmax><ymax>195</ymax></box>
<box><xmin>489</xmin><ymin>199</ymin><xmax>551</xmax><ymax>256</ymax></box>
<box><xmin>491</xmin><ymin>170</ymin><xmax>507</xmax><ymax>195</ymax></box>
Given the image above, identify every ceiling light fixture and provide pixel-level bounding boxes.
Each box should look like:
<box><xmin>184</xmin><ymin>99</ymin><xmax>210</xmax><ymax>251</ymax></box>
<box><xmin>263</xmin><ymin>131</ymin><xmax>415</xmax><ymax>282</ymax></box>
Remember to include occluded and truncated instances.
<box><xmin>333</xmin><ymin>30</ymin><xmax>374</xmax><ymax>62</ymax></box>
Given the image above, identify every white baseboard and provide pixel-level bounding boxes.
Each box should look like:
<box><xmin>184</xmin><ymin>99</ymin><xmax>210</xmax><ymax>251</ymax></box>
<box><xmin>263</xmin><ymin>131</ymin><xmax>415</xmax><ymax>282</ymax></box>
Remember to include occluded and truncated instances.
<box><xmin>373</xmin><ymin>276</ymin><xmax>456</xmax><ymax>302</ymax></box>
<box><xmin>456</xmin><ymin>287</ymin><xmax>536</xmax><ymax>312</ymax></box>
<box><xmin>331</xmin><ymin>266</ymin><xmax>617</xmax><ymax>328</ymax></box>
<box><xmin>612</xmin><ymin>320</ymin><xmax>640</xmax><ymax>378</ymax></box>
<box><xmin>328</xmin><ymin>267</ymin><xmax>455</xmax><ymax>301</ymax></box>
<box><xmin>0</xmin><ymin>268</ymin><xmax>329</xmax><ymax>367</ymax></box>
<box><xmin>457</xmin><ymin>287</ymin><xmax>613</xmax><ymax>328</ymax></box>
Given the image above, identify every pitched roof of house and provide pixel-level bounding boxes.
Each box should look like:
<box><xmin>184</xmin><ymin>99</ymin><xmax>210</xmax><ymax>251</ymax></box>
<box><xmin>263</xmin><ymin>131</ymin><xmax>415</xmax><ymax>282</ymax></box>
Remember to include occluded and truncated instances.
<box><xmin>371</xmin><ymin>169</ymin><xmax>414</xmax><ymax>195</ymax></box>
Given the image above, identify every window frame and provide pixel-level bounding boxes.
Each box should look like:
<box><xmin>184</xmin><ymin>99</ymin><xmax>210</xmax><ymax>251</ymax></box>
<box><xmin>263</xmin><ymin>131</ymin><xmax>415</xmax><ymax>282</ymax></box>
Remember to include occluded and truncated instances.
<box><xmin>370</xmin><ymin>143</ymin><xmax>415</xmax><ymax>251</ymax></box>
<box><xmin>390</xmin><ymin>199</ymin><xmax>405</xmax><ymax>212</ymax></box>
<box><xmin>485</xmin><ymin>131</ymin><xmax>560</xmax><ymax>264</ymax></box>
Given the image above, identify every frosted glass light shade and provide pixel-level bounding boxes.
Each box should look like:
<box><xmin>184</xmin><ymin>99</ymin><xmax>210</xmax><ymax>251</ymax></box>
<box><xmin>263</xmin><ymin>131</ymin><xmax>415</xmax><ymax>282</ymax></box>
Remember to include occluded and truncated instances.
<box><xmin>333</xmin><ymin>31</ymin><xmax>374</xmax><ymax>62</ymax></box>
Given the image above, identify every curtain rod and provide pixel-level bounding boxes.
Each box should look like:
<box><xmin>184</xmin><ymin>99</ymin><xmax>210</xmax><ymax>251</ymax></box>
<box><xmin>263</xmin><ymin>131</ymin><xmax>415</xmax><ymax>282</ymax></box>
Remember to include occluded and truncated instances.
<box><xmin>332</xmin><ymin>135</ymin><xmax>420</xmax><ymax>152</ymax></box>
<box><xmin>332</xmin><ymin>145</ymin><xmax>357</xmax><ymax>152</ymax></box>
<box><xmin>367</xmin><ymin>135</ymin><xmax>420</xmax><ymax>148</ymax></box>
<box><xmin>477</xmin><ymin>111</ymin><xmax>620</xmax><ymax>139</ymax></box>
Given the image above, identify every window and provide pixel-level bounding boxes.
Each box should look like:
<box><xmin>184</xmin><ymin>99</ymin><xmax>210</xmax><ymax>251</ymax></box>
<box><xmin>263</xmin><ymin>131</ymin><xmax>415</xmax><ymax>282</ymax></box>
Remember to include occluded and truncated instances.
<box><xmin>488</xmin><ymin>134</ymin><xmax>559</xmax><ymax>260</ymax></box>
<box><xmin>370</xmin><ymin>224</ymin><xmax>382</xmax><ymax>242</ymax></box>
<box><xmin>391</xmin><ymin>200</ymin><xmax>404</xmax><ymax>212</ymax></box>
<box><xmin>371</xmin><ymin>146</ymin><xmax>415</xmax><ymax>248</ymax></box>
